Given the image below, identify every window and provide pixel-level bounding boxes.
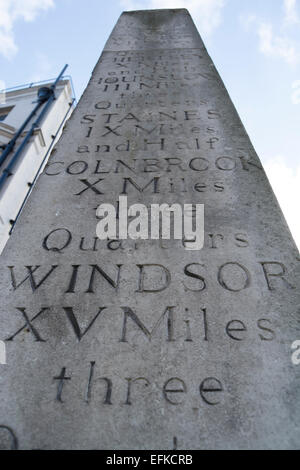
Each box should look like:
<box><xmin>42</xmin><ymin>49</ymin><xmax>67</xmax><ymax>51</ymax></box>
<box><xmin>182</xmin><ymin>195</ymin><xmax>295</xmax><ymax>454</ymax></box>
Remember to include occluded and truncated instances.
<box><xmin>0</xmin><ymin>106</ymin><xmax>14</xmax><ymax>122</ymax></box>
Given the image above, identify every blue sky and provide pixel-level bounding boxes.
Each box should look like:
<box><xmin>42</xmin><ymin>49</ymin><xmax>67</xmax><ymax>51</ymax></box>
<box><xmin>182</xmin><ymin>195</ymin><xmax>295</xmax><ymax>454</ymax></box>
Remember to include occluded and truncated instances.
<box><xmin>0</xmin><ymin>0</ymin><xmax>299</xmax><ymax>248</ymax></box>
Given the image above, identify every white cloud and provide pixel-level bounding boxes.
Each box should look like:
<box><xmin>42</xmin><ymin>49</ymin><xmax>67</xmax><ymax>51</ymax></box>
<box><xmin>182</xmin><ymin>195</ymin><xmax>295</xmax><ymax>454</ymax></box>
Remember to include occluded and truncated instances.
<box><xmin>292</xmin><ymin>80</ymin><xmax>300</xmax><ymax>104</ymax></box>
<box><xmin>120</xmin><ymin>0</ymin><xmax>225</xmax><ymax>35</ymax></box>
<box><xmin>240</xmin><ymin>3</ymin><xmax>300</xmax><ymax>66</ymax></box>
<box><xmin>258</xmin><ymin>22</ymin><xmax>299</xmax><ymax>65</ymax></box>
<box><xmin>0</xmin><ymin>0</ymin><xmax>54</xmax><ymax>59</ymax></box>
<box><xmin>264</xmin><ymin>156</ymin><xmax>300</xmax><ymax>250</ymax></box>
<box><xmin>283</xmin><ymin>0</ymin><xmax>300</xmax><ymax>26</ymax></box>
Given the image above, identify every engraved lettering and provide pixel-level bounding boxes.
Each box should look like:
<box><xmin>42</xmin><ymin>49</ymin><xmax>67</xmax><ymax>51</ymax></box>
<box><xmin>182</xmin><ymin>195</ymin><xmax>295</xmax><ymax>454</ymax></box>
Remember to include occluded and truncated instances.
<box><xmin>120</xmin><ymin>306</ymin><xmax>175</xmax><ymax>343</ymax></box>
<box><xmin>260</xmin><ymin>262</ymin><xmax>295</xmax><ymax>291</ymax></box>
<box><xmin>218</xmin><ymin>263</ymin><xmax>251</xmax><ymax>292</ymax></box>
<box><xmin>53</xmin><ymin>367</ymin><xmax>71</xmax><ymax>403</ymax></box>
<box><xmin>8</xmin><ymin>265</ymin><xmax>58</xmax><ymax>292</ymax></box>
<box><xmin>200</xmin><ymin>378</ymin><xmax>223</xmax><ymax>405</ymax></box>
<box><xmin>163</xmin><ymin>378</ymin><xmax>187</xmax><ymax>405</ymax></box>
<box><xmin>43</xmin><ymin>229</ymin><xmax>72</xmax><ymax>252</ymax></box>
<box><xmin>63</xmin><ymin>307</ymin><xmax>107</xmax><ymax>341</ymax></box>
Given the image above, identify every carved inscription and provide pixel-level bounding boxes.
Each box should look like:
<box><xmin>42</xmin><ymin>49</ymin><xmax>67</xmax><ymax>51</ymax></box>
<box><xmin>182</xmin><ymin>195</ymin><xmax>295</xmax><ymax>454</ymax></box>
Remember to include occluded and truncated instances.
<box><xmin>51</xmin><ymin>362</ymin><xmax>226</xmax><ymax>408</ymax></box>
<box><xmin>1</xmin><ymin>13</ymin><xmax>298</xmax><ymax>450</ymax></box>
<box><xmin>5</xmin><ymin>304</ymin><xmax>276</xmax><ymax>345</ymax></box>
<box><xmin>6</xmin><ymin>261</ymin><xmax>295</xmax><ymax>295</ymax></box>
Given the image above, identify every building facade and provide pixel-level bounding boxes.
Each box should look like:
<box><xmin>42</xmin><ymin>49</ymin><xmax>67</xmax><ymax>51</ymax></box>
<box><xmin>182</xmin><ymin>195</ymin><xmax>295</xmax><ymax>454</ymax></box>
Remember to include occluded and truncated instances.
<box><xmin>0</xmin><ymin>76</ymin><xmax>75</xmax><ymax>253</ymax></box>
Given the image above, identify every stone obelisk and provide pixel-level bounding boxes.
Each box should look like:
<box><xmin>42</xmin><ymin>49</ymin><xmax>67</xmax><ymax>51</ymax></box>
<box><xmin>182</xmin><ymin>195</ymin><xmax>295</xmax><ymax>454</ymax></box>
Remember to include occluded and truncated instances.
<box><xmin>0</xmin><ymin>10</ymin><xmax>299</xmax><ymax>450</ymax></box>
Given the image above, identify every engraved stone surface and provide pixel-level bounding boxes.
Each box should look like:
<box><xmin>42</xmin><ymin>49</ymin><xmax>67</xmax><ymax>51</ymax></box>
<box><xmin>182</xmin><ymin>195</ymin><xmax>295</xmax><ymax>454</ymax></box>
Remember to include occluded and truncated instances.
<box><xmin>0</xmin><ymin>9</ymin><xmax>299</xmax><ymax>450</ymax></box>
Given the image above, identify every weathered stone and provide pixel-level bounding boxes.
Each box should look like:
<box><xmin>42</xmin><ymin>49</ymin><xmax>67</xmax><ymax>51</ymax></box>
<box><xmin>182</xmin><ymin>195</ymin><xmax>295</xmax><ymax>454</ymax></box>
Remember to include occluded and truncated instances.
<box><xmin>0</xmin><ymin>9</ymin><xmax>299</xmax><ymax>450</ymax></box>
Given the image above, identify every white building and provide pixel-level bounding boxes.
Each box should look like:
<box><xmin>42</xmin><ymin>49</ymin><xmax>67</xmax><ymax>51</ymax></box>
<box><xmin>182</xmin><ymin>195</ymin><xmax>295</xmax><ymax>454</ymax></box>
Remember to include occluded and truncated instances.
<box><xmin>0</xmin><ymin>72</ymin><xmax>75</xmax><ymax>253</ymax></box>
